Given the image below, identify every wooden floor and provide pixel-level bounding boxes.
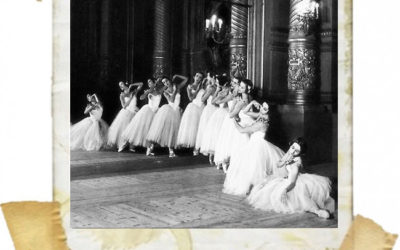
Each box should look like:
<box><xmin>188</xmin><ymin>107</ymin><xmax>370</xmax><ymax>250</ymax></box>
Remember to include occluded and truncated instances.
<box><xmin>71</xmin><ymin>151</ymin><xmax>338</xmax><ymax>228</ymax></box>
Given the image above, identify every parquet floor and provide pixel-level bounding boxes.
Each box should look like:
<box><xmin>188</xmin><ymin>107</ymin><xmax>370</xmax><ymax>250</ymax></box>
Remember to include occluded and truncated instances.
<box><xmin>71</xmin><ymin>151</ymin><xmax>338</xmax><ymax>228</ymax></box>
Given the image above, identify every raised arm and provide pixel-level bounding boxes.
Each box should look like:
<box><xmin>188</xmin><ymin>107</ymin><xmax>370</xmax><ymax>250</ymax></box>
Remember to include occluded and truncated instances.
<box><xmin>139</xmin><ymin>88</ymin><xmax>152</xmax><ymax>100</ymax></box>
<box><xmin>234</xmin><ymin>120</ymin><xmax>266</xmax><ymax>134</ymax></box>
<box><xmin>163</xmin><ymin>85</ymin><xmax>177</xmax><ymax>103</ymax></box>
<box><xmin>129</xmin><ymin>82</ymin><xmax>144</xmax><ymax>95</ymax></box>
<box><xmin>186</xmin><ymin>84</ymin><xmax>200</xmax><ymax>101</ymax></box>
<box><xmin>201</xmin><ymin>85</ymin><xmax>215</xmax><ymax>103</ymax></box>
<box><xmin>242</xmin><ymin>100</ymin><xmax>263</xmax><ymax>119</ymax></box>
<box><xmin>84</xmin><ymin>104</ymin><xmax>95</xmax><ymax>114</ymax></box>
<box><xmin>91</xmin><ymin>94</ymin><xmax>99</xmax><ymax>104</ymax></box>
<box><xmin>229</xmin><ymin>100</ymin><xmax>246</xmax><ymax>118</ymax></box>
<box><xmin>173</xmin><ymin>74</ymin><xmax>189</xmax><ymax>91</ymax></box>
<box><xmin>215</xmin><ymin>92</ymin><xmax>234</xmax><ymax>105</ymax></box>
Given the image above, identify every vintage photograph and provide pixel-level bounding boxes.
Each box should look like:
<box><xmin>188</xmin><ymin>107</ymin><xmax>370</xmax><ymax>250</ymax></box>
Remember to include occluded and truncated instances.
<box><xmin>70</xmin><ymin>0</ymin><xmax>338</xmax><ymax>228</ymax></box>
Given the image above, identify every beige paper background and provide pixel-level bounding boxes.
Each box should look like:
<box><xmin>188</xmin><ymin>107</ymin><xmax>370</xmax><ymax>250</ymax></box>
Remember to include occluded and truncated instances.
<box><xmin>52</xmin><ymin>0</ymin><xmax>353</xmax><ymax>248</ymax></box>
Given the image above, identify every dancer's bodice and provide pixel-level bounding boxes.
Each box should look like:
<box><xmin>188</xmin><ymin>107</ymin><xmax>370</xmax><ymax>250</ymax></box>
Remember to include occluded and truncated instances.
<box><xmin>227</xmin><ymin>99</ymin><xmax>235</xmax><ymax>111</ymax></box>
<box><xmin>168</xmin><ymin>92</ymin><xmax>181</xmax><ymax>110</ymax></box>
<box><xmin>206</xmin><ymin>95</ymin><xmax>213</xmax><ymax>105</ymax></box>
<box><xmin>192</xmin><ymin>89</ymin><xmax>205</xmax><ymax>107</ymax></box>
<box><xmin>89</xmin><ymin>106</ymin><xmax>103</xmax><ymax>121</ymax></box>
<box><xmin>148</xmin><ymin>94</ymin><xmax>161</xmax><ymax>112</ymax></box>
<box><xmin>125</xmin><ymin>95</ymin><xmax>138</xmax><ymax>112</ymax></box>
<box><xmin>286</xmin><ymin>157</ymin><xmax>303</xmax><ymax>173</ymax></box>
<box><xmin>251</xmin><ymin>130</ymin><xmax>266</xmax><ymax>139</ymax></box>
<box><xmin>238</xmin><ymin>110</ymin><xmax>255</xmax><ymax>127</ymax></box>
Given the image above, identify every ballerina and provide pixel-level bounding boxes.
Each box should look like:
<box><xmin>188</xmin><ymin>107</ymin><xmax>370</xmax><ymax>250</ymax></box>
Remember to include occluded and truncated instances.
<box><xmin>199</xmin><ymin>75</ymin><xmax>231</xmax><ymax>164</ymax></box>
<box><xmin>213</xmin><ymin>76</ymin><xmax>241</xmax><ymax>168</ymax></box>
<box><xmin>146</xmin><ymin>74</ymin><xmax>188</xmax><ymax>157</ymax></box>
<box><xmin>247</xmin><ymin>138</ymin><xmax>335</xmax><ymax>219</ymax></box>
<box><xmin>194</xmin><ymin>72</ymin><xmax>218</xmax><ymax>154</ymax></box>
<box><xmin>119</xmin><ymin>78</ymin><xmax>163</xmax><ymax>153</ymax></box>
<box><xmin>70</xmin><ymin>94</ymin><xmax>109</xmax><ymax>151</ymax></box>
<box><xmin>176</xmin><ymin>72</ymin><xmax>205</xmax><ymax>154</ymax></box>
<box><xmin>216</xmin><ymin>79</ymin><xmax>255</xmax><ymax>171</ymax></box>
<box><xmin>223</xmin><ymin>102</ymin><xmax>285</xmax><ymax>196</ymax></box>
<box><xmin>107</xmin><ymin>81</ymin><xmax>143</xmax><ymax>149</ymax></box>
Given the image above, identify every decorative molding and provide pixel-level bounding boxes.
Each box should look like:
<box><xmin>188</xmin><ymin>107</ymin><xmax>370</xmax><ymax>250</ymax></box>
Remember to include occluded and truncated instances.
<box><xmin>230</xmin><ymin>52</ymin><xmax>247</xmax><ymax>78</ymax></box>
<box><xmin>288</xmin><ymin>48</ymin><xmax>316</xmax><ymax>90</ymax></box>
<box><xmin>290</xmin><ymin>14</ymin><xmax>317</xmax><ymax>36</ymax></box>
<box><xmin>230</xmin><ymin>0</ymin><xmax>248</xmax><ymax>78</ymax></box>
<box><xmin>153</xmin><ymin>57</ymin><xmax>167</xmax><ymax>78</ymax></box>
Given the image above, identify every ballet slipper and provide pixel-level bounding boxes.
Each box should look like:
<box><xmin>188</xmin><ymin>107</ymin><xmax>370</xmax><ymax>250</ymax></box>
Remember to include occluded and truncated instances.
<box><xmin>316</xmin><ymin>209</ymin><xmax>330</xmax><ymax>219</ymax></box>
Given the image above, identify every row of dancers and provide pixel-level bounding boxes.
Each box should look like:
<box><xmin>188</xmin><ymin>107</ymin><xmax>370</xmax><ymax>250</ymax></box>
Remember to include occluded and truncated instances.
<box><xmin>70</xmin><ymin>72</ymin><xmax>335</xmax><ymax>218</ymax></box>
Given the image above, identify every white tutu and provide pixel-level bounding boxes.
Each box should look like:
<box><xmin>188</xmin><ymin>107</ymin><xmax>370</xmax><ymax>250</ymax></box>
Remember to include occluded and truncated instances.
<box><xmin>121</xmin><ymin>105</ymin><xmax>155</xmax><ymax>148</ymax></box>
<box><xmin>200</xmin><ymin>105</ymin><xmax>228</xmax><ymax>155</ymax></box>
<box><xmin>248</xmin><ymin>173</ymin><xmax>334</xmax><ymax>214</ymax></box>
<box><xmin>223</xmin><ymin>131</ymin><xmax>285</xmax><ymax>196</ymax></box>
<box><xmin>176</xmin><ymin>96</ymin><xmax>204</xmax><ymax>148</ymax></box>
<box><xmin>195</xmin><ymin>99</ymin><xmax>217</xmax><ymax>151</ymax></box>
<box><xmin>107</xmin><ymin>109</ymin><xmax>137</xmax><ymax>148</ymax></box>
<box><xmin>121</xmin><ymin>94</ymin><xmax>161</xmax><ymax>148</ymax></box>
<box><xmin>147</xmin><ymin>104</ymin><xmax>181</xmax><ymax>148</ymax></box>
<box><xmin>70</xmin><ymin>108</ymin><xmax>109</xmax><ymax>151</ymax></box>
<box><xmin>230</xmin><ymin>111</ymin><xmax>256</xmax><ymax>155</ymax></box>
<box><xmin>107</xmin><ymin>96</ymin><xmax>138</xmax><ymax>148</ymax></box>
<box><xmin>214</xmin><ymin>116</ymin><xmax>237</xmax><ymax>165</ymax></box>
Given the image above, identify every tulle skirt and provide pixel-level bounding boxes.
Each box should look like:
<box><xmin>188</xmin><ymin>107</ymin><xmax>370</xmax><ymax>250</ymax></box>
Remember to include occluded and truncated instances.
<box><xmin>121</xmin><ymin>105</ymin><xmax>156</xmax><ymax>148</ymax></box>
<box><xmin>214</xmin><ymin>116</ymin><xmax>238</xmax><ymax>165</ymax></box>
<box><xmin>200</xmin><ymin>107</ymin><xmax>228</xmax><ymax>155</ymax></box>
<box><xmin>195</xmin><ymin>104</ymin><xmax>218</xmax><ymax>150</ymax></box>
<box><xmin>223</xmin><ymin>136</ymin><xmax>285</xmax><ymax>196</ymax></box>
<box><xmin>107</xmin><ymin>108</ymin><xmax>137</xmax><ymax>148</ymax></box>
<box><xmin>176</xmin><ymin>103</ymin><xmax>204</xmax><ymax>148</ymax></box>
<box><xmin>70</xmin><ymin>117</ymin><xmax>109</xmax><ymax>151</ymax></box>
<box><xmin>248</xmin><ymin>173</ymin><xmax>334</xmax><ymax>214</ymax></box>
<box><xmin>146</xmin><ymin>104</ymin><xmax>181</xmax><ymax>148</ymax></box>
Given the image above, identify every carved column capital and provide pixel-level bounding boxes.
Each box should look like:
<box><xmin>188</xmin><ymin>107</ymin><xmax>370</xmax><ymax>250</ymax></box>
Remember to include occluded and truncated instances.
<box><xmin>230</xmin><ymin>0</ymin><xmax>248</xmax><ymax>79</ymax></box>
<box><xmin>287</xmin><ymin>0</ymin><xmax>319</xmax><ymax>104</ymax></box>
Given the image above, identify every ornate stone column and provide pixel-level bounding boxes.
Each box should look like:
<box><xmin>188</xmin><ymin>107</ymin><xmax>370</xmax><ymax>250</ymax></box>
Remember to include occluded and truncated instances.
<box><xmin>153</xmin><ymin>0</ymin><xmax>171</xmax><ymax>78</ymax></box>
<box><xmin>230</xmin><ymin>0</ymin><xmax>248</xmax><ymax>79</ymax></box>
<box><xmin>287</xmin><ymin>0</ymin><xmax>319</xmax><ymax>104</ymax></box>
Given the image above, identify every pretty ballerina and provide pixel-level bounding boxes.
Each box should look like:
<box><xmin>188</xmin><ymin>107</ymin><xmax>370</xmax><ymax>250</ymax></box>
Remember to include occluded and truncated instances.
<box><xmin>119</xmin><ymin>78</ymin><xmax>163</xmax><ymax>153</ymax></box>
<box><xmin>213</xmin><ymin>76</ymin><xmax>241</xmax><ymax>168</ymax></box>
<box><xmin>71</xmin><ymin>94</ymin><xmax>109</xmax><ymax>151</ymax></box>
<box><xmin>217</xmin><ymin>79</ymin><xmax>255</xmax><ymax>171</ymax></box>
<box><xmin>176</xmin><ymin>72</ymin><xmax>205</xmax><ymax>154</ymax></box>
<box><xmin>200</xmin><ymin>74</ymin><xmax>231</xmax><ymax>165</ymax></box>
<box><xmin>146</xmin><ymin>74</ymin><xmax>188</xmax><ymax>157</ymax></box>
<box><xmin>223</xmin><ymin>101</ymin><xmax>285</xmax><ymax>196</ymax></box>
<box><xmin>107</xmin><ymin>81</ymin><xmax>143</xmax><ymax>149</ymax></box>
<box><xmin>194</xmin><ymin>72</ymin><xmax>218</xmax><ymax>155</ymax></box>
<box><xmin>247</xmin><ymin>138</ymin><xmax>335</xmax><ymax>219</ymax></box>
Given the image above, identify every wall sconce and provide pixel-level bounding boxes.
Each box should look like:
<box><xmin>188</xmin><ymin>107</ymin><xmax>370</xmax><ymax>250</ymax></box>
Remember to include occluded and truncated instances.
<box><xmin>205</xmin><ymin>14</ymin><xmax>229</xmax><ymax>44</ymax></box>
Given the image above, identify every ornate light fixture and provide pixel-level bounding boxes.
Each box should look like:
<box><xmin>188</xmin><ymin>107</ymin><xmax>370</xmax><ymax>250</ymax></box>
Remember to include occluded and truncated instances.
<box><xmin>205</xmin><ymin>14</ymin><xmax>229</xmax><ymax>44</ymax></box>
